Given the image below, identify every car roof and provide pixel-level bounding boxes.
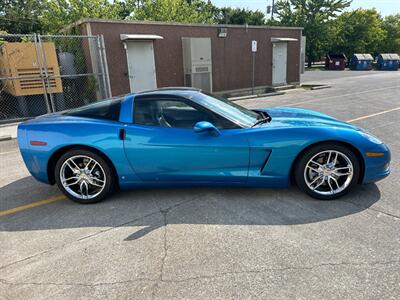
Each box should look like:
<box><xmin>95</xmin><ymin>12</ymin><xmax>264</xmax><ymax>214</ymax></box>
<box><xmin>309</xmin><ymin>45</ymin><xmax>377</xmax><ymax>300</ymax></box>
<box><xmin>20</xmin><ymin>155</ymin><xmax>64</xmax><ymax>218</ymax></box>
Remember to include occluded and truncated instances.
<box><xmin>132</xmin><ymin>87</ymin><xmax>202</xmax><ymax>98</ymax></box>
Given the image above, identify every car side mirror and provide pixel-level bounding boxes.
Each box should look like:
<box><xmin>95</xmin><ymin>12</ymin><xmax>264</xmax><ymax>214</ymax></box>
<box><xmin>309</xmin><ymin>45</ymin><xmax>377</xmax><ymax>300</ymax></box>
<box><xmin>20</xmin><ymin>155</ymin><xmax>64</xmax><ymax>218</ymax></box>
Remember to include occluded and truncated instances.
<box><xmin>193</xmin><ymin>121</ymin><xmax>220</xmax><ymax>136</ymax></box>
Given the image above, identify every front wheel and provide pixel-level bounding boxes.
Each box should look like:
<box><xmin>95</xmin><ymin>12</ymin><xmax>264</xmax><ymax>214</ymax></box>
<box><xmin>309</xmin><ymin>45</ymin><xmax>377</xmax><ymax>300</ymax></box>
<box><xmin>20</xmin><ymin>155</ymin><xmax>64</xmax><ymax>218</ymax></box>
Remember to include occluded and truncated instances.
<box><xmin>55</xmin><ymin>149</ymin><xmax>115</xmax><ymax>204</ymax></box>
<box><xmin>294</xmin><ymin>143</ymin><xmax>360</xmax><ymax>200</ymax></box>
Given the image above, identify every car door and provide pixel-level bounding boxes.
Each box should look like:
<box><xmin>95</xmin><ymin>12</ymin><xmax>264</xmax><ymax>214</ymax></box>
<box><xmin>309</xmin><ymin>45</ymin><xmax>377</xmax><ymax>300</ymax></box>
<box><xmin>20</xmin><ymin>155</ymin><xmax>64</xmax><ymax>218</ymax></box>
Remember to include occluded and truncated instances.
<box><xmin>123</xmin><ymin>96</ymin><xmax>250</xmax><ymax>183</ymax></box>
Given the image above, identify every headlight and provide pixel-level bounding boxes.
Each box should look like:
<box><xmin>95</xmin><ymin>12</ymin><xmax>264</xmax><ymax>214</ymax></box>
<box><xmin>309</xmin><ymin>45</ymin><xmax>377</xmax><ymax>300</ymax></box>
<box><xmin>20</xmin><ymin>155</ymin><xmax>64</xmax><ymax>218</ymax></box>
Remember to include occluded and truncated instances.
<box><xmin>359</xmin><ymin>131</ymin><xmax>383</xmax><ymax>144</ymax></box>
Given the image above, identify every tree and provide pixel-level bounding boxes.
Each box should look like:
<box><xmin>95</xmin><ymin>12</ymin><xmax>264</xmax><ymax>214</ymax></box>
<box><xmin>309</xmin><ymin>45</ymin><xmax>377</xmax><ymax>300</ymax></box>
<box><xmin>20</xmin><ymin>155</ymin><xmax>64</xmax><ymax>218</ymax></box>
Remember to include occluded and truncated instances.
<box><xmin>40</xmin><ymin>0</ymin><xmax>129</xmax><ymax>33</ymax></box>
<box><xmin>328</xmin><ymin>9</ymin><xmax>386</xmax><ymax>58</ymax></box>
<box><xmin>216</xmin><ymin>7</ymin><xmax>265</xmax><ymax>25</ymax></box>
<box><xmin>130</xmin><ymin>0</ymin><xmax>216</xmax><ymax>23</ymax></box>
<box><xmin>186</xmin><ymin>0</ymin><xmax>220</xmax><ymax>22</ymax></box>
<box><xmin>381</xmin><ymin>14</ymin><xmax>400</xmax><ymax>54</ymax></box>
<box><xmin>0</xmin><ymin>0</ymin><xmax>45</xmax><ymax>33</ymax></box>
<box><xmin>275</xmin><ymin>0</ymin><xmax>351</xmax><ymax>67</ymax></box>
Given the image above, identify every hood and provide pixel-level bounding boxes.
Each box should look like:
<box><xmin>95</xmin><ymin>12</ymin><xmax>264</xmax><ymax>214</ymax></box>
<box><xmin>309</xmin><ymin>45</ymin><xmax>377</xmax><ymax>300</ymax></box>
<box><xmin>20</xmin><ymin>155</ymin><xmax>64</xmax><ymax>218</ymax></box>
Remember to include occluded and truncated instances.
<box><xmin>257</xmin><ymin>107</ymin><xmax>360</xmax><ymax>131</ymax></box>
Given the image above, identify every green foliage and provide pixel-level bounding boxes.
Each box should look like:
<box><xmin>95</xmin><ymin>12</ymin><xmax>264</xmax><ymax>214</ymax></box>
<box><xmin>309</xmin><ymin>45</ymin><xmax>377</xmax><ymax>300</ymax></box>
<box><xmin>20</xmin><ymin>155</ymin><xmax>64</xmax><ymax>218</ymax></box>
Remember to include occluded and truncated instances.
<box><xmin>131</xmin><ymin>1</ymin><xmax>266</xmax><ymax>25</ymax></box>
<box><xmin>130</xmin><ymin>0</ymin><xmax>216</xmax><ymax>23</ymax></box>
<box><xmin>0</xmin><ymin>0</ymin><xmax>129</xmax><ymax>34</ymax></box>
<box><xmin>381</xmin><ymin>14</ymin><xmax>400</xmax><ymax>54</ymax></box>
<box><xmin>275</xmin><ymin>0</ymin><xmax>351</xmax><ymax>66</ymax></box>
<box><xmin>40</xmin><ymin>0</ymin><xmax>129</xmax><ymax>33</ymax></box>
<box><xmin>131</xmin><ymin>1</ymin><xmax>265</xmax><ymax>25</ymax></box>
<box><xmin>216</xmin><ymin>7</ymin><xmax>265</xmax><ymax>25</ymax></box>
<box><xmin>1</xmin><ymin>0</ymin><xmax>267</xmax><ymax>33</ymax></box>
<box><xmin>0</xmin><ymin>0</ymin><xmax>45</xmax><ymax>33</ymax></box>
<box><xmin>329</xmin><ymin>9</ymin><xmax>386</xmax><ymax>57</ymax></box>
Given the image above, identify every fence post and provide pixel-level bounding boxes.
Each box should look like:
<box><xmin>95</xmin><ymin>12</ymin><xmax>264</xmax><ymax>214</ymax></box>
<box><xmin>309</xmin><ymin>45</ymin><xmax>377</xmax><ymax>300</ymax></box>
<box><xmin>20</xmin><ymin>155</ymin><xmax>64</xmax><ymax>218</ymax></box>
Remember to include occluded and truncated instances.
<box><xmin>100</xmin><ymin>35</ymin><xmax>112</xmax><ymax>98</ymax></box>
<box><xmin>96</xmin><ymin>35</ymin><xmax>108</xmax><ymax>99</ymax></box>
<box><xmin>37</xmin><ymin>34</ymin><xmax>56</xmax><ymax>112</ymax></box>
<box><xmin>33</xmin><ymin>33</ymin><xmax>52</xmax><ymax>113</ymax></box>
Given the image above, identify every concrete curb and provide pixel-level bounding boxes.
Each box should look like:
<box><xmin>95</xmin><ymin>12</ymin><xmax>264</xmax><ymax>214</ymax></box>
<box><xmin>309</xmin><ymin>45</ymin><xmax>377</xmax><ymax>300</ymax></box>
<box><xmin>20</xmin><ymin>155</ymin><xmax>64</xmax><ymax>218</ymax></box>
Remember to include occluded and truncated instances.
<box><xmin>0</xmin><ymin>135</ymin><xmax>12</xmax><ymax>142</ymax></box>
<box><xmin>310</xmin><ymin>85</ymin><xmax>331</xmax><ymax>90</ymax></box>
<box><xmin>257</xmin><ymin>91</ymin><xmax>285</xmax><ymax>97</ymax></box>
<box><xmin>229</xmin><ymin>91</ymin><xmax>285</xmax><ymax>102</ymax></box>
<box><xmin>273</xmin><ymin>85</ymin><xmax>296</xmax><ymax>92</ymax></box>
<box><xmin>228</xmin><ymin>95</ymin><xmax>259</xmax><ymax>101</ymax></box>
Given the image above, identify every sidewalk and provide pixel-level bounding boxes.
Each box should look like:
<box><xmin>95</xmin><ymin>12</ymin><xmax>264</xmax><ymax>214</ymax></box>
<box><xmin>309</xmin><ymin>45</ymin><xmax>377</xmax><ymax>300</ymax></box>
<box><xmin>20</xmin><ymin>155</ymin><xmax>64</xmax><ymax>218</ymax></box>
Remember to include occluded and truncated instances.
<box><xmin>0</xmin><ymin>122</ymin><xmax>18</xmax><ymax>140</ymax></box>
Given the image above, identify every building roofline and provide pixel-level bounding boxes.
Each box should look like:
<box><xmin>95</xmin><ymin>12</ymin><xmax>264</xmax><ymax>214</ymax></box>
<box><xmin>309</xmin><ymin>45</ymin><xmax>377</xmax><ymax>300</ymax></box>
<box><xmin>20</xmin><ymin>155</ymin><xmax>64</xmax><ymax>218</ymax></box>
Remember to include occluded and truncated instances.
<box><xmin>69</xmin><ymin>18</ymin><xmax>303</xmax><ymax>31</ymax></box>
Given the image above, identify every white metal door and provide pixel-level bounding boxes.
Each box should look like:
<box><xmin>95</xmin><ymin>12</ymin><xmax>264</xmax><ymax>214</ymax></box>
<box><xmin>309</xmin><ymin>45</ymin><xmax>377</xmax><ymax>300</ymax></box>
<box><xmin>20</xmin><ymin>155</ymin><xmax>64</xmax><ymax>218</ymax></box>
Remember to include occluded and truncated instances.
<box><xmin>126</xmin><ymin>41</ymin><xmax>156</xmax><ymax>92</ymax></box>
<box><xmin>272</xmin><ymin>42</ymin><xmax>287</xmax><ymax>86</ymax></box>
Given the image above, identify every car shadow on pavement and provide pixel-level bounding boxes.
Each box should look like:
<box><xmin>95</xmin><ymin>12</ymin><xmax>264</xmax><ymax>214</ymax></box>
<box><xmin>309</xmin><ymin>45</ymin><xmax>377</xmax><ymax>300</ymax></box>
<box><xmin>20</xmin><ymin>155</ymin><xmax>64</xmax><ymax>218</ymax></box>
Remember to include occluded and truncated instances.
<box><xmin>0</xmin><ymin>176</ymin><xmax>381</xmax><ymax>241</ymax></box>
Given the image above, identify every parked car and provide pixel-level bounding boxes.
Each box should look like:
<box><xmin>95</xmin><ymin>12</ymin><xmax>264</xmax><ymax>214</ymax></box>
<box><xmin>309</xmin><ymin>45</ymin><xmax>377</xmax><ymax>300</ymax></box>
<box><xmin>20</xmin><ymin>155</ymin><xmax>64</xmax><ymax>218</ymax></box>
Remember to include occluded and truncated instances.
<box><xmin>18</xmin><ymin>88</ymin><xmax>391</xmax><ymax>203</ymax></box>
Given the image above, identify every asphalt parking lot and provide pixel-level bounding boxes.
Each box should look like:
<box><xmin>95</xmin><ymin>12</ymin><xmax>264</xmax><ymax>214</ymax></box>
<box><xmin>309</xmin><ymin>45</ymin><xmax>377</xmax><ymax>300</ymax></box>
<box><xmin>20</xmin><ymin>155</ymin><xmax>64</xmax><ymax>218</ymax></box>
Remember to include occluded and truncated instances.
<box><xmin>1</xmin><ymin>70</ymin><xmax>399</xmax><ymax>299</ymax></box>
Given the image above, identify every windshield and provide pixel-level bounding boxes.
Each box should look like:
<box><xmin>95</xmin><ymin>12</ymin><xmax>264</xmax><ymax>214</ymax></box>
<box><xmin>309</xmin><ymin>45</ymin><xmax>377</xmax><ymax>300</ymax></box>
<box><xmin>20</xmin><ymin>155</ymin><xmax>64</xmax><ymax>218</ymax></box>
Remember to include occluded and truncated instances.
<box><xmin>191</xmin><ymin>91</ymin><xmax>260</xmax><ymax>127</ymax></box>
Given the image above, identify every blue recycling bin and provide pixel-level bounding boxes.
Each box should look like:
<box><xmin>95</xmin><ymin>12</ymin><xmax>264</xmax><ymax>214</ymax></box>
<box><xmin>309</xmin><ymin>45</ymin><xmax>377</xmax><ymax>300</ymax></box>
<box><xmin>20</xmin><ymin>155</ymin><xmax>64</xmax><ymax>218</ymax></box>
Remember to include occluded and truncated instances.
<box><xmin>376</xmin><ymin>53</ymin><xmax>400</xmax><ymax>70</ymax></box>
<box><xmin>349</xmin><ymin>54</ymin><xmax>373</xmax><ymax>70</ymax></box>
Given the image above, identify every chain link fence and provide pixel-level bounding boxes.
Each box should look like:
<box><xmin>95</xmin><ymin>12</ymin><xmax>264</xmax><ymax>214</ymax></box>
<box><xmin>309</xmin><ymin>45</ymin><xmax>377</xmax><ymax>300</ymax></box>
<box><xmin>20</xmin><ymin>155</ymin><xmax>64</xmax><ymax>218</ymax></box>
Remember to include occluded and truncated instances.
<box><xmin>0</xmin><ymin>33</ymin><xmax>111</xmax><ymax>124</ymax></box>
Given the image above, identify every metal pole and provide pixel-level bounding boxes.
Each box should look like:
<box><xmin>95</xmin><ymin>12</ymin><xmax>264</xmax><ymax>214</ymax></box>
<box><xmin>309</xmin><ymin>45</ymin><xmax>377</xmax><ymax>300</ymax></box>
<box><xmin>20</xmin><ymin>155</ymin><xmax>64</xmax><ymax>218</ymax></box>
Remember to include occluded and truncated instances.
<box><xmin>38</xmin><ymin>34</ymin><xmax>56</xmax><ymax>112</ymax></box>
<box><xmin>100</xmin><ymin>35</ymin><xmax>112</xmax><ymax>98</ymax></box>
<box><xmin>271</xmin><ymin>0</ymin><xmax>275</xmax><ymax>20</ymax></box>
<box><xmin>96</xmin><ymin>35</ymin><xmax>108</xmax><ymax>99</ymax></box>
<box><xmin>32</xmin><ymin>33</ymin><xmax>52</xmax><ymax>113</ymax></box>
<box><xmin>252</xmin><ymin>52</ymin><xmax>255</xmax><ymax>95</ymax></box>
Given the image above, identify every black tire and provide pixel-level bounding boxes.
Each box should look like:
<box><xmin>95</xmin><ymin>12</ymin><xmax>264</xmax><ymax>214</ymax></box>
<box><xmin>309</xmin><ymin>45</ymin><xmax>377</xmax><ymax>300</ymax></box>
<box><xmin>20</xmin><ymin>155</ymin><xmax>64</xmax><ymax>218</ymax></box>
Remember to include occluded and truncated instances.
<box><xmin>294</xmin><ymin>143</ymin><xmax>360</xmax><ymax>200</ymax></box>
<box><xmin>55</xmin><ymin>149</ymin><xmax>115</xmax><ymax>204</ymax></box>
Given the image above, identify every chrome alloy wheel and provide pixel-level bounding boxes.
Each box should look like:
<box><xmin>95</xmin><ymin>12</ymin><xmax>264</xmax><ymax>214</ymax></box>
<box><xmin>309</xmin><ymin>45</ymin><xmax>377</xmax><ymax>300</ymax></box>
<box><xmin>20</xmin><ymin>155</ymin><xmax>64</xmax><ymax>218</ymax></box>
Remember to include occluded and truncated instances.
<box><xmin>60</xmin><ymin>155</ymin><xmax>106</xmax><ymax>200</ymax></box>
<box><xmin>304</xmin><ymin>150</ymin><xmax>354</xmax><ymax>196</ymax></box>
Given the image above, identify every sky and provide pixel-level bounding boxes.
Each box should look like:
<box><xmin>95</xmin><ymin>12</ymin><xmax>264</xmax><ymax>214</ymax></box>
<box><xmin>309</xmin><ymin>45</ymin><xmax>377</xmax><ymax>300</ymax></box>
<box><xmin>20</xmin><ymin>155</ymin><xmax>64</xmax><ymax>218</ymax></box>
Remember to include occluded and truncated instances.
<box><xmin>212</xmin><ymin>0</ymin><xmax>400</xmax><ymax>17</ymax></box>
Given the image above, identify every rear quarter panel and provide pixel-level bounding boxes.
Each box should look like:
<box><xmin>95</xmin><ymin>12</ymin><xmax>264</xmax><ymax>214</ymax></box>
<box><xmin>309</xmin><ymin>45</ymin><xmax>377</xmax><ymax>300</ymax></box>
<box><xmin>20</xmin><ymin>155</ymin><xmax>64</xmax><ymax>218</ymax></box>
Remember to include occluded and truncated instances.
<box><xmin>18</xmin><ymin>118</ymin><xmax>136</xmax><ymax>184</ymax></box>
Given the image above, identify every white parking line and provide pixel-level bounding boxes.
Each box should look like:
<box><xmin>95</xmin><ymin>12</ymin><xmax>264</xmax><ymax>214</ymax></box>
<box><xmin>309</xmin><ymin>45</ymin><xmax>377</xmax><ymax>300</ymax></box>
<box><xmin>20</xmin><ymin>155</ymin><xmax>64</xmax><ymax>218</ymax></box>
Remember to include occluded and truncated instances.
<box><xmin>347</xmin><ymin>107</ymin><xmax>400</xmax><ymax>123</ymax></box>
<box><xmin>282</xmin><ymin>85</ymin><xmax>399</xmax><ymax>107</ymax></box>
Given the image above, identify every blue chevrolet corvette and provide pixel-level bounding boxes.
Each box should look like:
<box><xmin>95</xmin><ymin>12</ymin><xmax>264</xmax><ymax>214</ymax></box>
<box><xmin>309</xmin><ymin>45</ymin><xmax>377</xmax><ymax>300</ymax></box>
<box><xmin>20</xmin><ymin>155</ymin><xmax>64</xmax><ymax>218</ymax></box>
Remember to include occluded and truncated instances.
<box><xmin>17</xmin><ymin>88</ymin><xmax>390</xmax><ymax>203</ymax></box>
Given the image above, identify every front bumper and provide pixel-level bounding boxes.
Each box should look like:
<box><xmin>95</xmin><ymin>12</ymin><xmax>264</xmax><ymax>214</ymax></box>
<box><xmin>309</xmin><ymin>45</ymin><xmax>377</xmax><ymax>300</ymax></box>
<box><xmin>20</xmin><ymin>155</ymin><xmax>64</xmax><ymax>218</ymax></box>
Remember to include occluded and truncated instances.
<box><xmin>362</xmin><ymin>143</ymin><xmax>391</xmax><ymax>184</ymax></box>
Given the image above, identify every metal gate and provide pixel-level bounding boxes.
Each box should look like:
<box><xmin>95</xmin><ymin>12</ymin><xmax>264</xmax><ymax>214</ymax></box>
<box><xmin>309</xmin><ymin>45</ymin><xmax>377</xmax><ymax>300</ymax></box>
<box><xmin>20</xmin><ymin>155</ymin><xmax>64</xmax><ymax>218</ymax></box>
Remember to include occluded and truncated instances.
<box><xmin>0</xmin><ymin>33</ymin><xmax>111</xmax><ymax>124</ymax></box>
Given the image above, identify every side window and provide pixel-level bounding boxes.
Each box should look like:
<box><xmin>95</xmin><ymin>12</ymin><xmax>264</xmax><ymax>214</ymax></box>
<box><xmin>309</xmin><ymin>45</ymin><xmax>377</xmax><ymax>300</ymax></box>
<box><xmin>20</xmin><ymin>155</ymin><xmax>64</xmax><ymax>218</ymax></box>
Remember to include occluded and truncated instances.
<box><xmin>65</xmin><ymin>97</ymin><xmax>123</xmax><ymax>121</ymax></box>
<box><xmin>134</xmin><ymin>98</ymin><xmax>239</xmax><ymax>129</ymax></box>
<box><xmin>134</xmin><ymin>99</ymin><xmax>161</xmax><ymax>126</ymax></box>
<box><xmin>212</xmin><ymin>113</ymin><xmax>240</xmax><ymax>129</ymax></box>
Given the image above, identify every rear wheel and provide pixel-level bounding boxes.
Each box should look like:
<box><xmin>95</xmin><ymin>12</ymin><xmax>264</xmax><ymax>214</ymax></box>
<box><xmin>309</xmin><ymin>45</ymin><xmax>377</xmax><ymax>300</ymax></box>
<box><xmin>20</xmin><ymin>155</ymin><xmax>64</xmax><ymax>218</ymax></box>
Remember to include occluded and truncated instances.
<box><xmin>55</xmin><ymin>149</ymin><xmax>114</xmax><ymax>204</ymax></box>
<box><xmin>294</xmin><ymin>143</ymin><xmax>360</xmax><ymax>200</ymax></box>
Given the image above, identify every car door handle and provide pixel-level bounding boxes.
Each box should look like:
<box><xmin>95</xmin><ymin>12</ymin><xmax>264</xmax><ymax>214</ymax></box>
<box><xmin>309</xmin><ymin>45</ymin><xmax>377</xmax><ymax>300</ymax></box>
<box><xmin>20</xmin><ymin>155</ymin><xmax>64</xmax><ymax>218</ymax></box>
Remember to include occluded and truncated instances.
<box><xmin>119</xmin><ymin>128</ymin><xmax>126</xmax><ymax>140</ymax></box>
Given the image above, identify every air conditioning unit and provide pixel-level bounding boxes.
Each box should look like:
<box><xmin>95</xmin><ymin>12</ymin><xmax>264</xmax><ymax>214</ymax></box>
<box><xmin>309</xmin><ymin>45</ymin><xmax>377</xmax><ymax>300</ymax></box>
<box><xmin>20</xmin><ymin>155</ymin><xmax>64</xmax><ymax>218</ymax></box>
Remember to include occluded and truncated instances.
<box><xmin>0</xmin><ymin>42</ymin><xmax>63</xmax><ymax>96</ymax></box>
<box><xmin>182</xmin><ymin>37</ymin><xmax>212</xmax><ymax>92</ymax></box>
